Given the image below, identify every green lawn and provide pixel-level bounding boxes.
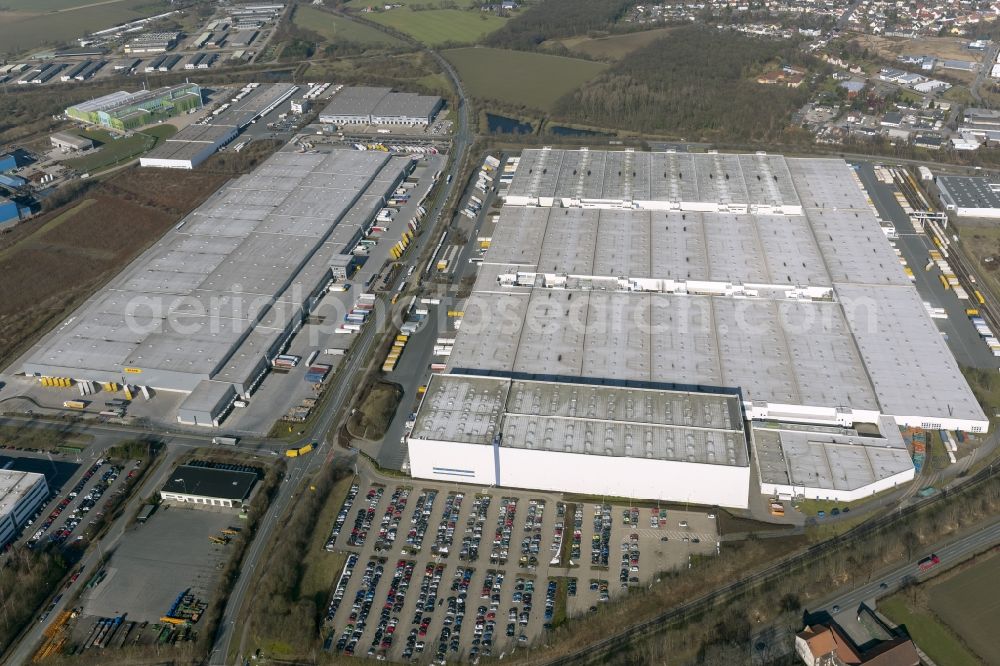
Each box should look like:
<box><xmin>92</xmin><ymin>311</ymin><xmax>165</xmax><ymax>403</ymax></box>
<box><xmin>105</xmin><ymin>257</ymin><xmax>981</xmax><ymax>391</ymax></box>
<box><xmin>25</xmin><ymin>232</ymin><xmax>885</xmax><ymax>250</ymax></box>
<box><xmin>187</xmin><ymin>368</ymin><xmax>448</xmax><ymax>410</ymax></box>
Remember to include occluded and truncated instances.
<box><xmin>551</xmin><ymin>27</ymin><xmax>675</xmax><ymax>60</ymax></box>
<box><xmin>1</xmin><ymin>0</ymin><xmax>112</xmax><ymax>9</ymax></box>
<box><xmin>65</xmin><ymin>125</ymin><xmax>175</xmax><ymax>174</ymax></box>
<box><xmin>444</xmin><ymin>47</ymin><xmax>609</xmax><ymax>112</ymax></box>
<box><xmin>880</xmin><ymin>595</ymin><xmax>981</xmax><ymax>666</ymax></box>
<box><xmin>928</xmin><ymin>554</ymin><xmax>1000</xmax><ymax>664</ymax></box>
<box><xmin>345</xmin><ymin>0</ymin><xmax>480</xmax><ymax>9</ymax></box>
<box><xmin>298</xmin><ymin>474</ymin><xmax>357</xmax><ymax>610</ymax></box>
<box><xmin>0</xmin><ymin>0</ymin><xmax>172</xmax><ymax>55</ymax></box>
<box><xmin>367</xmin><ymin>9</ymin><xmax>507</xmax><ymax>46</ymax></box>
<box><xmin>294</xmin><ymin>4</ymin><xmax>404</xmax><ymax>46</ymax></box>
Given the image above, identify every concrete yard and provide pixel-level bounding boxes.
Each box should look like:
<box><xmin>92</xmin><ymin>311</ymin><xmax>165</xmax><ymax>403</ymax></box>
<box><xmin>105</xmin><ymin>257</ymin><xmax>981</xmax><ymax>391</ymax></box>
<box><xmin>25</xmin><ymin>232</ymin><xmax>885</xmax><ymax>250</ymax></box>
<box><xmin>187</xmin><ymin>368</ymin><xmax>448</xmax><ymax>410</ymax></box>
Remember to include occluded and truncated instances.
<box><xmin>81</xmin><ymin>506</ymin><xmax>236</xmax><ymax>622</ymax></box>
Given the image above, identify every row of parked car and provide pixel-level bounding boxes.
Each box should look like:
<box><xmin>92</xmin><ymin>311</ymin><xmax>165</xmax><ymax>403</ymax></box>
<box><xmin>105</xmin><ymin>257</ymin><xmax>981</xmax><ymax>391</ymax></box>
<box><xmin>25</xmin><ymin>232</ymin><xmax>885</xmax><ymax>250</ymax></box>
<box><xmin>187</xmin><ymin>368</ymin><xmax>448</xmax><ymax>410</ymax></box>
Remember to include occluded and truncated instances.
<box><xmin>403</xmin><ymin>489</ymin><xmax>436</xmax><ymax>554</ymax></box>
<box><xmin>347</xmin><ymin>487</ymin><xmax>383</xmax><ymax>547</ymax></box>
<box><xmin>490</xmin><ymin>497</ymin><xmax>516</xmax><ymax>566</ymax></box>
<box><xmin>366</xmin><ymin>557</ymin><xmax>415</xmax><ymax>658</ymax></box>
<box><xmin>325</xmin><ymin>552</ymin><xmax>359</xmax><ymax>623</ymax></box>
<box><xmin>591</xmin><ymin>504</ymin><xmax>612</xmax><ymax>567</ymax></box>
<box><xmin>431</xmin><ymin>492</ymin><xmax>463</xmax><ymax>557</ymax></box>
<box><xmin>335</xmin><ymin>556</ymin><xmax>385</xmax><ymax>656</ymax></box>
<box><xmin>27</xmin><ymin>459</ymin><xmax>124</xmax><ymax>549</ymax></box>
<box><xmin>459</xmin><ymin>494</ymin><xmax>490</xmax><ymax>562</ymax></box>
<box><xmin>325</xmin><ymin>483</ymin><xmax>360</xmax><ymax>551</ymax></box>
<box><xmin>374</xmin><ymin>487</ymin><xmax>409</xmax><ymax>553</ymax></box>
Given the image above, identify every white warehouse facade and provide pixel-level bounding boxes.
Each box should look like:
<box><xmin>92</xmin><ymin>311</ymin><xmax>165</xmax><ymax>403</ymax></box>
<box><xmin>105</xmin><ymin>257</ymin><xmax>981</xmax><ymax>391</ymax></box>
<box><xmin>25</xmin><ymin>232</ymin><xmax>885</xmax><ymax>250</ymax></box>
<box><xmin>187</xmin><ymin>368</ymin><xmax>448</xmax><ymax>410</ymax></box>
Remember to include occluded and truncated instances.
<box><xmin>408</xmin><ymin>375</ymin><xmax>752</xmax><ymax>509</ymax></box>
<box><xmin>0</xmin><ymin>470</ymin><xmax>49</xmax><ymax>546</ymax></box>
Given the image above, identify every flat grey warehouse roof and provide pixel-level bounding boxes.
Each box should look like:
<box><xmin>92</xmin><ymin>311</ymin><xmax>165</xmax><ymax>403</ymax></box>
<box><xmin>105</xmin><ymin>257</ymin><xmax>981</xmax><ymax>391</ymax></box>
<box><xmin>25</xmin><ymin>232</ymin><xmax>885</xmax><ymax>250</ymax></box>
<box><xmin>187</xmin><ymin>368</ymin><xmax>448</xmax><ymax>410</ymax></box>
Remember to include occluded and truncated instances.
<box><xmin>411</xmin><ymin>374</ymin><xmax>749</xmax><ymax>467</ymax></box>
<box><xmin>753</xmin><ymin>418</ymin><xmax>912</xmax><ymax>492</ymax></box>
<box><xmin>320</xmin><ymin>86</ymin><xmax>392</xmax><ymax>117</ymax></box>
<box><xmin>937</xmin><ymin>175</ymin><xmax>1000</xmax><ymax>210</ymax></box>
<box><xmin>21</xmin><ymin>148</ymin><xmax>408</xmax><ymax>392</ymax></box>
<box><xmin>449</xmin><ymin>149</ymin><xmax>986</xmax><ymax>430</ymax></box>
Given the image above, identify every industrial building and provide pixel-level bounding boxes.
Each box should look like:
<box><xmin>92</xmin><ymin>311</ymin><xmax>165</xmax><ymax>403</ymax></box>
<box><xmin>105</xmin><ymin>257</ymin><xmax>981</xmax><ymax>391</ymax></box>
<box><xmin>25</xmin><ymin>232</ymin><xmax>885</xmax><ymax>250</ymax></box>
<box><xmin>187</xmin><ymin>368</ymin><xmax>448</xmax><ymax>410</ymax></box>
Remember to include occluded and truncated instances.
<box><xmin>123</xmin><ymin>32</ymin><xmax>179</xmax><ymax>54</ymax></box>
<box><xmin>50</xmin><ymin>131</ymin><xmax>94</xmax><ymax>152</ymax></box>
<box><xmin>936</xmin><ymin>175</ymin><xmax>1000</xmax><ymax>218</ymax></box>
<box><xmin>139</xmin><ymin>83</ymin><xmax>297</xmax><ymax>169</ymax></box>
<box><xmin>22</xmin><ymin>148</ymin><xmax>410</xmax><ymax>427</ymax></box>
<box><xmin>407</xmin><ymin>148</ymin><xmax>988</xmax><ymax>505</ymax></box>
<box><xmin>753</xmin><ymin>418</ymin><xmax>915</xmax><ymax>501</ymax></box>
<box><xmin>0</xmin><ymin>153</ymin><xmax>15</xmax><ymax>172</ymax></box>
<box><xmin>408</xmin><ymin>375</ymin><xmax>751</xmax><ymax>508</ymax></box>
<box><xmin>160</xmin><ymin>464</ymin><xmax>258</xmax><ymax>508</ymax></box>
<box><xmin>319</xmin><ymin>86</ymin><xmax>443</xmax><ymax>126</ymax></box>
<box><xmin>139</xmin><ymin>124</ymin><xmax>237</xmax><ymax>170</ymax></box>
<box><xmin>0</xmin><ymin>470</ymin><xmax>49</xmax><ymax>546</ymax></box>
<box><xmin>0</xmin><ymin>196</ymin><xmax>24</xmax><ymax>229</ymax></box>
<box><xmin>65</xmin><ymin>83</ymin><xmax>203</xmax><ymax>132</ymax></box>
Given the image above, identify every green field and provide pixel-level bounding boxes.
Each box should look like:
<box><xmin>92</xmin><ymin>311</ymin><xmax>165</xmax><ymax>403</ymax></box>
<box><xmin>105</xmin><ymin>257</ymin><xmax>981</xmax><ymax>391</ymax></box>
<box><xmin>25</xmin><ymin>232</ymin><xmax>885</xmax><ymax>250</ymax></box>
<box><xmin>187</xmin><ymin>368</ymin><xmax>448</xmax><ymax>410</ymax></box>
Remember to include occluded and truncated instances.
<box><xmin>552</xmin><ymin>27</ymin><xmax>674</xmax><ymax>60</ymax></box>
<box><xmin>0</xmin><ymin>0</ymin><xmax>172</xmax><ymax>55</ymax></box>
<box><xmin>444</xmin><ymin>47</ymin><xmax>608</xmax><ymax>111</ymax></box>
<box><xmin>880</xmin><ymin>595</ymin><xmax>981</xmax><ymax>666</ymax></box>
<box><xmin>293</xmin><ymin>5</ymin><xmax>404</xmax><ymax>46</ymax></box>
<box><xmin>345</xmin><ymin>0</ymin><xmax>480</xmax><ymax>9</ymax></box>
<box><xmin>65</xmin><ymin>124</ymin><xmax>176</xmax><ymax>173</ymax></box>
<box><xmin>1</xmin><ymin>0</ymin><xmax>115</xmax><ymax>10</ymax></box>
<box><xmin>928</xmin><ymin>554</ymin><xmax>1000</xmax><ymax>664</ymax></box>
<box><xmin>367</xmin><ymin>9</ymin><xmax>507</xmax><ymax>46</ymax></box>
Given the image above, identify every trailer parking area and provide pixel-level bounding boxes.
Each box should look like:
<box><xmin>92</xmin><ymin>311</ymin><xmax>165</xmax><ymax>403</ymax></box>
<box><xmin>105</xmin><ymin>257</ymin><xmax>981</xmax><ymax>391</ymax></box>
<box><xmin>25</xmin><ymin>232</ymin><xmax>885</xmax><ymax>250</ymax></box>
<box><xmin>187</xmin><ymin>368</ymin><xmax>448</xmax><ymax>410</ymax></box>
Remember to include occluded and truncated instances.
<box><xmin>320</xmin><ymin>478</ymin><xmax>718</xmax><ymax>662</ymax></box>
<box><xmin>79</xmin><ymin>506</ymin><xmax>237</xmax><ymax>622</ymax></box>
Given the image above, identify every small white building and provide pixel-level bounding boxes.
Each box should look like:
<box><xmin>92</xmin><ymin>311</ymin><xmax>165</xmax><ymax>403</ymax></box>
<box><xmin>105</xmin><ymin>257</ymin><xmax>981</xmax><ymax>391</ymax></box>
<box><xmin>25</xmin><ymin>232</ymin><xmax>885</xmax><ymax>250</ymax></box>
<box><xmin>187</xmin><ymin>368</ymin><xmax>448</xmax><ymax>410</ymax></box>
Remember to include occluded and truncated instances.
<box><xmin>0</xmin><ymin>470</ymin><xmax>49</xmax><ymax>546</ymax></box>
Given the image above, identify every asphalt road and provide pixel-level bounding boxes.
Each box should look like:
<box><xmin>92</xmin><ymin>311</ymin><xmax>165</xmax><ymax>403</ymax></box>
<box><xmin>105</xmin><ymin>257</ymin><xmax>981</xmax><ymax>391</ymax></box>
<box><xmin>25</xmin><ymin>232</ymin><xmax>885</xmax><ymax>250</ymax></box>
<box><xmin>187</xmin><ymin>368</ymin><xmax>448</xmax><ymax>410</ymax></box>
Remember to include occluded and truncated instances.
<box><xmin>811</xmin><ymin>517</ymin><xmax>1000</xmax><ymax>617</ymax></box>
<box><xmin>745</xmin><ymin>515</ymin><xmax>1000</xmax><ymax>662</ymax></box>
<box><xmin>207</xmin><ymin>22</ymin><xmax>474</xmax><ymax>664</ymax></box>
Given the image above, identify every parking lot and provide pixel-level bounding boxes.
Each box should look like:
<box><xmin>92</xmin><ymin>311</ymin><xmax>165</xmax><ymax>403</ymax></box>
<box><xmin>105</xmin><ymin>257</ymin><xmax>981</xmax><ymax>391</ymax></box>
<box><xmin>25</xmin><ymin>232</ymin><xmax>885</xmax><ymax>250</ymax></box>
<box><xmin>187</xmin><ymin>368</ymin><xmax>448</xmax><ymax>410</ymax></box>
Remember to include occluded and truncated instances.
<box><xmin>79</xmin><ymin>506</ymin><xmax>236</xmax><ymax>622</ymax></box>
<box><xmin>322</xmin><ymin>479</ymin><xmax>718</xmax><ymax>662</ymax></box>
<box><xmin>24</xmin><ymin>457</ymin><xmax>136</xmax><ymax>549</ymax></box>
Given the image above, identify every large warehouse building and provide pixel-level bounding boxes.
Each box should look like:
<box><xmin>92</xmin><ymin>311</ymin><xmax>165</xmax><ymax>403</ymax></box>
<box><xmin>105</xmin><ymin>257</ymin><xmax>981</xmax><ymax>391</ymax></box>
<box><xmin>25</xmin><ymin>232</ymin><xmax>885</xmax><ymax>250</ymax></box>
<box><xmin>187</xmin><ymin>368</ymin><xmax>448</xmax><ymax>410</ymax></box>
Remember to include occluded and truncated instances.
<box><xmin>0</xmin><ymin>470</ymin><xmax>49</xmax><ymax>546</ymax></box>
<box><xmin>66</xmin><ymin>83</ymin><xmax>203</xmax><ymax>131</ymax></box>
<box><xmin>319</xmin><ymin>86</ymin><xmax>443</xmax><ymax>126</ymax></box>
<box><xmin>21</xmin><ymin>148</ymin><xmax>411</xmax><ymax>426</ymax></box>
<box><xmin>407</xmin><ymin>148</ymin><xmax>987</xmax><ymax>506</ymax></box>
<box><xmin>140</xmin><ymin>83</ymin><xmax>297</xmax><ymax>169</ymax></box>
<box><xmin>409</xmin><ymin>375</ymin><xmax>751</xmax><ymax>508</ymax></box>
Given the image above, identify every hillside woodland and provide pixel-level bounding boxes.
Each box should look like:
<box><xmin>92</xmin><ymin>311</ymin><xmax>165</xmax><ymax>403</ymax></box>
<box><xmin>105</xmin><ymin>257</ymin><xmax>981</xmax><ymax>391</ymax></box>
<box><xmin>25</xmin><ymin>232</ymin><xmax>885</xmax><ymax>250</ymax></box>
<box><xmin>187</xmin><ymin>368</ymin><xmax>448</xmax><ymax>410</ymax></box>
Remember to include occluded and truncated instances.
<box><xmin>554</xmin><ymin>26</ymin><xmax>813</xmax><ymax>141</ymax></box>
<box><xmin>485</xmin><ymin>0</ymin><xmax>636</xmax><ymax>50</ymax></box>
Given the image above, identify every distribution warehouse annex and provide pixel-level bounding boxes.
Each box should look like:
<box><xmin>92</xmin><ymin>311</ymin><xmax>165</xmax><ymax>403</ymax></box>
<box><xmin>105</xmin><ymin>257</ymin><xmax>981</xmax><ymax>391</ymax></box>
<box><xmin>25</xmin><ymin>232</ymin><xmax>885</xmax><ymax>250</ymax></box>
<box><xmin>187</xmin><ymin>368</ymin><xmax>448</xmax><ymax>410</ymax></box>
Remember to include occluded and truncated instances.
<box><xmin>406</xmin><ymin>148</ymin><xmax>986</xmax><ymax>508</ymax></box>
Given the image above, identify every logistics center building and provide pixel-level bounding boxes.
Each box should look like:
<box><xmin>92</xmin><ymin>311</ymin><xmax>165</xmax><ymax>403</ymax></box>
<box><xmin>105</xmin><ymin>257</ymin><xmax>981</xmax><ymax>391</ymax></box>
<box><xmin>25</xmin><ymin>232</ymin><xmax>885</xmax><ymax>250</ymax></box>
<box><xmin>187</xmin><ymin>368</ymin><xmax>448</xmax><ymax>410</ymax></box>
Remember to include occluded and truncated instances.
<box><xmin>0</xmin><ymin>470</ymin><xmax>49</xmax><ymax>546</ymax></box>
<box><xmin>319</xmin><ymin>86</ymin><xmax>443</xmax><ymax>126</ymax></box>
<box><xmin>407</xmin><ymin>148</ymin><xmax>986</xmax><ymax>506</ymax></box>
<box><xmin>140</xmin><ymin>83</ymin><xmax>298</xmax><ymax>169</ymax></box>
<box><xmin>935</xmin><ymin>175</ymin><xmax>1000</xmax><ymax>219</ymax></box>
<box><xmin>65</xmin><ymin>83</ymin><xmax>203</xmax><ymax>132</ymax></box>
<box><xmin>21</xmin><ymin>148</ymin><xmax>410</xmax><ymax>426</ymax></box>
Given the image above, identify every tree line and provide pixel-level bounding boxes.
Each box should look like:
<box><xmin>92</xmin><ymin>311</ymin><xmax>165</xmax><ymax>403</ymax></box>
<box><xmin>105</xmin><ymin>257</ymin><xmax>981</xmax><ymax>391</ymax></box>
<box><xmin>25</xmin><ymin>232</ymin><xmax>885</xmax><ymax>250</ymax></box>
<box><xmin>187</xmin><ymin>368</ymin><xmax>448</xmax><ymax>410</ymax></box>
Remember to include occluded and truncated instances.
<box><xmin>484</xmin><ymin>0</ymin><xmax>637</xmax><ymax>50</ymax></box>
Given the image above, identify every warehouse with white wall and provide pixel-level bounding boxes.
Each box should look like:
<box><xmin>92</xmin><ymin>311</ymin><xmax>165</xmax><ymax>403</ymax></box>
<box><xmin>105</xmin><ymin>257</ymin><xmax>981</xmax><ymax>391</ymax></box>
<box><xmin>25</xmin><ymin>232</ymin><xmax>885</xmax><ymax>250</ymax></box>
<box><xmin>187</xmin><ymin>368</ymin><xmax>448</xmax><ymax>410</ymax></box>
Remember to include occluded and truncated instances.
<box><xmin>407</xmin><ymin>148</ymin><xmax>989</xmax><ymax>506</ymax></box>
<box><xmin>0</xmin><ymin>470</ymin><xmax>49</xmax><ymax>546</ymax></box>
<box><xmin>408</xmin><ymin>375</ymin><xmax>751</xmax><ymax>508</ymax></box>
